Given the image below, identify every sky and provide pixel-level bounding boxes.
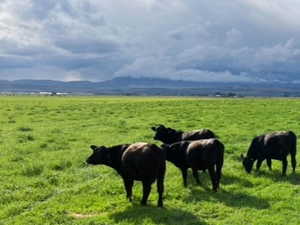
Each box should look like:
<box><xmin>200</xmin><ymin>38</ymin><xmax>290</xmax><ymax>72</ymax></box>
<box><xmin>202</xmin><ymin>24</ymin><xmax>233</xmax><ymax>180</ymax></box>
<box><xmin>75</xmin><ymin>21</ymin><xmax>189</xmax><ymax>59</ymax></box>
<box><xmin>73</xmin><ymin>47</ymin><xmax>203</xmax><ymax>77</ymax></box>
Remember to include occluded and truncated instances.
<box><xmin>0</xmin><ymin>0</ymin><xmax>300</xmax><ymax>82</ymax></box>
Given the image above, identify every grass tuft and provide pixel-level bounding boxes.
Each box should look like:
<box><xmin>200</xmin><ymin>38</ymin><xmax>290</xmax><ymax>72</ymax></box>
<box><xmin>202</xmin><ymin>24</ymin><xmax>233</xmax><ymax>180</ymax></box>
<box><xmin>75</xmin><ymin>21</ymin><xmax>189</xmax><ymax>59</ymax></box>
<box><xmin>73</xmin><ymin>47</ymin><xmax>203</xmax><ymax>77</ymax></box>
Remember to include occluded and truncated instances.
<box><xmin>21</xmin><ymin>163</ymin><xmax>44</xmax><ymax>177</ymax></box>
<box><xmin>18</xmin><ymin>127</ymin><xmax>33</xmax><ymax>132</ymax></box>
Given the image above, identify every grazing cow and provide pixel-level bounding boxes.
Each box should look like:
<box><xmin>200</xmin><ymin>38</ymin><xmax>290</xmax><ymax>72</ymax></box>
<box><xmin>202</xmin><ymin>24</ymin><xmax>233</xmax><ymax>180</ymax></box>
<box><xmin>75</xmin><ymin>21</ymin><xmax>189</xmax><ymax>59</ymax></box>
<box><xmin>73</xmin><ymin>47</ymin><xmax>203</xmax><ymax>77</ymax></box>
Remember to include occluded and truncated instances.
<box><xmin>86</xmin><ymin>142</ymin><xmax>166</xmax><ymax>207</ymax></box>
<box><xmin>151</xmin><ymin>124</ymin><xmax>216</xmax><ymax>144</ymax></box>
<box><xmin>162</xmin><ymin>138</ymin><xmax>224</xmax><ymax>191</ymax></box>
<box><xmin>241</xmin><ymin>131</ymin><xmax>297</xmax><ymax>176</ymax></box>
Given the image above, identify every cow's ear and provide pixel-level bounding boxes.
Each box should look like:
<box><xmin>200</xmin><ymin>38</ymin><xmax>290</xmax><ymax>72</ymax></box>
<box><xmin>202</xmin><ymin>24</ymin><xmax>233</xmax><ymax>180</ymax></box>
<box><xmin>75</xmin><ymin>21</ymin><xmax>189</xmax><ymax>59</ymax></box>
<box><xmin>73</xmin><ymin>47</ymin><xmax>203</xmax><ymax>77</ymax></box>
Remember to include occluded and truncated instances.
<box><xmin>240</xmin><ymin>154</ymin><xmax>244</xmax><ymax>160</ymax></box>
<box><xmin>90</xmin><ymin>145</ymin><xmax>98</xmax><ymax>151</ymax></box>
<box><xmin>151</xmin><ymin>126</ymin><xmax>157</xmax><ymax>131</ymax></box>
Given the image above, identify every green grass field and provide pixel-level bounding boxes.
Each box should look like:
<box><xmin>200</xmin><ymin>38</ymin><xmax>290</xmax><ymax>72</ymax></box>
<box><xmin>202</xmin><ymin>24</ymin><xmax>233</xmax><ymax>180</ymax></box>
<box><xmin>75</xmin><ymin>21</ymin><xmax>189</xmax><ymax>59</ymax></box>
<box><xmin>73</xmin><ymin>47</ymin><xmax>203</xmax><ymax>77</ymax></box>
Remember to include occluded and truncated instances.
<box><xmin>1</xmin><ymin>96</ymin><xmax>300</xmax><ymax>225</ymax></box>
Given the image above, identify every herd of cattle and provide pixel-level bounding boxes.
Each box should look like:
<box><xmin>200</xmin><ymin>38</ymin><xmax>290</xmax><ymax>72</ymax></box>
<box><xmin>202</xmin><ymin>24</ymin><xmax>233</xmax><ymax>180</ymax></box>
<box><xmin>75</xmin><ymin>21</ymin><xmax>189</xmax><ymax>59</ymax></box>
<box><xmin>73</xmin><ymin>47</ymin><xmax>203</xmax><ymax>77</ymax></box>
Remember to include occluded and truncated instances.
<box><xmin>86</xmin><ymin>124</ymin><xmax>297</xmax><ymax>207</ymax></box>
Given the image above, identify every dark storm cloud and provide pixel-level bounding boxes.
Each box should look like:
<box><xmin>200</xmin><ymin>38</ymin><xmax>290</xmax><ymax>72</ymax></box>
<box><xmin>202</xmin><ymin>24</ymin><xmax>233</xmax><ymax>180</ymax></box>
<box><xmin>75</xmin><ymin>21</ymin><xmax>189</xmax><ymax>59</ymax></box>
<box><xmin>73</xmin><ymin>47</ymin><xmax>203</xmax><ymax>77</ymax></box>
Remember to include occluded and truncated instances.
<box><xmin>0</xmin><ymin>0</ymin><xmax>300</xmax><ymax>82</ymax></box>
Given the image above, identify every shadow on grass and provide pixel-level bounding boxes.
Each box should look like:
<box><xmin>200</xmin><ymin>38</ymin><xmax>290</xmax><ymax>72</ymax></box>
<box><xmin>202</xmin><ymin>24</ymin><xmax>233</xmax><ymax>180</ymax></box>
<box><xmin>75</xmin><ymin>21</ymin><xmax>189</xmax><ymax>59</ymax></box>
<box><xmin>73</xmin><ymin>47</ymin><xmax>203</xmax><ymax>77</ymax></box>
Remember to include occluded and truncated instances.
<box><xmin>234</xmin><ymin>156</ymin><xmax>300</xmax><ymax>185</ymax></box>
<box><xmin>184</xmin><ymin>187</ymin><xmax>270</xmax><ymax>210</ymax></box>
<box><xmin>255</xmin><ymin>170</ymin><xmax>300</xmax><ymax>185</ymax></box>
<box><xmin>179</xmin><ymin>171</ymin><xmax>254</xmax><ymax>190</ymax></box>
<box><xmin>221</xmin><ymin>174</ymin><xmax>254</xmax><ymax>187</ymax></box>
<box><xmin>284</xmin><ymin>173</ymin><xmax>300</xmax><ymax>185</ymax></box>
<box><xmin>111</xmin><ymin>205</ymin><xmax>207</xmax><ymax>225</ymax></box>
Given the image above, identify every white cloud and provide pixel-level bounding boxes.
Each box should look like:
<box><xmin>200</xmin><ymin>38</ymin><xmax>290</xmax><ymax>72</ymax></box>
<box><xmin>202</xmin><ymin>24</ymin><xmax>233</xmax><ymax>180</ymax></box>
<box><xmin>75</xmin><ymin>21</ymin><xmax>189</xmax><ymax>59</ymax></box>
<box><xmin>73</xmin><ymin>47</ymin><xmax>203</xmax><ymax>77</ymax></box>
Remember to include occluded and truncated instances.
<box><xmin>63</xmin><ymin>72</ymin><xmax>83</xmax><ymax>82</ymax></box>
<box><xmin>0</xmin><ymin>0</ymin><xmax>300</xmax><ymax>82</ymax></box>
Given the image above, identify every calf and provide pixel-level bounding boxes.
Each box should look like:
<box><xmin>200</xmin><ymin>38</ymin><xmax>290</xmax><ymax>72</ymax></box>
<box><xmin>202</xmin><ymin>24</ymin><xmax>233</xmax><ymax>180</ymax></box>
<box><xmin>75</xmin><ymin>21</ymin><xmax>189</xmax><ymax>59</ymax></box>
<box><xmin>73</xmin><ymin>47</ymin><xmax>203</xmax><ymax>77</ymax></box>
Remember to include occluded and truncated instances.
<box><xmin>86</xmin><ymin>142</ymin><xmax>166</xmax><ymax>207</ymax></box>
<box><xmin>162</xmin><ymin>138</ymin><xmax>224</xmax><ymax>191</ymax></box>
<box><xmin>241</xmin><ymin>131</ymin><xmax>297</xmax><ymax>176</ymax></box>
<box><xmin>151</xmin><ymin>124</ymin><xmax>216</xmax><ymax>144</ymax></box>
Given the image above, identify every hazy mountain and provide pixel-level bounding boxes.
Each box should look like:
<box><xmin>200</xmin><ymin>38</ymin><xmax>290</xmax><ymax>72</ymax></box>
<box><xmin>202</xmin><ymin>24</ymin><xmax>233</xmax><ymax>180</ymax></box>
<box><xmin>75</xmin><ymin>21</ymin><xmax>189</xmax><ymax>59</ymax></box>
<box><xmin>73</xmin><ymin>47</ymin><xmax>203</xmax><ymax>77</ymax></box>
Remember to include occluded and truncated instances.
<box><xmin>0</xmin><ymin>77</ymin><xmax>220</xmax><ymax>91</ymax></box>
<box><xmin>1</xmin><ymin>77</ymin><xmax>300</xmax><ymax>97</ymax></box>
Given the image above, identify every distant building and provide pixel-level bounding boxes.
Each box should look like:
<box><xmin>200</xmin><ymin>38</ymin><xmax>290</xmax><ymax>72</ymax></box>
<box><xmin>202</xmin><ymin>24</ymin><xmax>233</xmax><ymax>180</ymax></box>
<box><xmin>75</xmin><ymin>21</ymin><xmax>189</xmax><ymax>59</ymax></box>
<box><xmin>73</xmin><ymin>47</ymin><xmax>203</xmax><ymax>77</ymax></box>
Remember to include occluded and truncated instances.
<box><xmin>38</xmin><ymin>91</ymin><xmax>69</xmax><ymax>96</ymax></box>
<box><xmin>39</xmin><ymin>92</ymin><xmax>53</xmax><ymax>95</ymax></box>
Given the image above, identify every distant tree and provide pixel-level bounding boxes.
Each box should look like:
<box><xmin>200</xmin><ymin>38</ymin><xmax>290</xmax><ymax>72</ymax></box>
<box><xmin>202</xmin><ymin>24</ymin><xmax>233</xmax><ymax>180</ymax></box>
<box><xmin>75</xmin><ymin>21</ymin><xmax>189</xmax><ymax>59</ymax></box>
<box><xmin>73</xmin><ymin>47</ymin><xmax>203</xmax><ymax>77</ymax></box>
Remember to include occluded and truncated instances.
<box><xmin>227</xmin><ymin>92</ymin><xmax>236</xmax><ymax>97</ymax></box>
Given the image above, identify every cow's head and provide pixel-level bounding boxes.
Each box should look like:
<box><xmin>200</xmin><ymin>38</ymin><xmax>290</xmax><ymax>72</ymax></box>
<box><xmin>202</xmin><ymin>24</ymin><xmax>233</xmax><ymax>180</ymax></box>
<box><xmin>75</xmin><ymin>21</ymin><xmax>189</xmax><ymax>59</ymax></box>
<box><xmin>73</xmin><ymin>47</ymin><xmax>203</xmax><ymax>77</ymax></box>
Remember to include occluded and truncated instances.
<box><xmin>151</xmin><ymin>125</ymin><xmax>178</xmax><ymax>143</ymax></box>
<box><xmin>152</xmin><ymin>125</ymin><xmax>166</xmax><ymax>139</ymax></box>
<box><xmin>241</xmin><ymin>154</ymin><xmax>255</xmax><ymax>173</ymax></box>
<box><xmin>86</xmin><ymin>145</ymin><xmax>111</xmax><ymax>165</ymax></box>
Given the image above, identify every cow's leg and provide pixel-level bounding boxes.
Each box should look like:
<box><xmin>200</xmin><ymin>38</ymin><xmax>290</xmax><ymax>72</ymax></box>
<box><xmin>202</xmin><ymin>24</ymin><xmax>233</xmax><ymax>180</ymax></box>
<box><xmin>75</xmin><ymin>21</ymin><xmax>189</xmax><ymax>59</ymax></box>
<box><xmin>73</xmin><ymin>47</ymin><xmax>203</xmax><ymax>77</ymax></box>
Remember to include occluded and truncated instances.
<box><xmin>157</xmin><ymin>177</ymin><xmax>164</xmax><ymax>207</ymax></box>
<box><xmin>266</xmin><ymin>158</ymin><xmax>272</xmax><ymax>171</ymax></box>
<box><xmin>208</xmin><ymin>166</ymin><xmax>218</xmax><ymax>192</ymax></box>
<box><xmin>156</xmin><ymin>163</ymin><xmax>165</xmax><ymax>207</ymax></box>
<box><xmin>216</xmin><ymin>163</ymin><xmax>223</xmax><ymax>190</ymax></box>
<box><xmin>291</xmin><ymin>154</ymin><xmax>296</xmax><ymax>173</ymax></box>
<box><xmin>291</xmin><ymin>137</ymin><xmax>297</xmax><ymax>173</ymax></box>
<box><xmin>256</xmin><ymin>159</ymin><xmax>263</xmax><ymax>171</ymax></box>
<box><xmin>123</xmin><ymin>178</ymin><xmax>134</xmax><ymax>201</ymax></box>
<box><xmin>180</xmin><ymin>167</ymin><xmax>188</xmax><ymax>187</ymax></box>
<box><xmin>192</xmin><ymin>167</ymin><xmax>200</xmax><ymax>185</ymax></box>
<box><xmin>282</xmin><ymin>157</ymin><xmax>288</xmax><ymax>176</ymax></box>
<box><xmin>141</xmin><ymin>180</ymin><xmax>152</xmax><ymax>206</ymax></box>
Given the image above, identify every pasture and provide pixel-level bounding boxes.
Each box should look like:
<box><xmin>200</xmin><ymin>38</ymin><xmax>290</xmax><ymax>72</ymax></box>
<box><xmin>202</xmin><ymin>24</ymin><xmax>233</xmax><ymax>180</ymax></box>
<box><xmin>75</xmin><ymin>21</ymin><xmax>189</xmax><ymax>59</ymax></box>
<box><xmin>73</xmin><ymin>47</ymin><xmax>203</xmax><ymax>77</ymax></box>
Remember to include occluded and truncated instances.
<box><xmin>0</xmin><ymin>96</ymin><xmax>300</xmax><ymax>225</ymax></box>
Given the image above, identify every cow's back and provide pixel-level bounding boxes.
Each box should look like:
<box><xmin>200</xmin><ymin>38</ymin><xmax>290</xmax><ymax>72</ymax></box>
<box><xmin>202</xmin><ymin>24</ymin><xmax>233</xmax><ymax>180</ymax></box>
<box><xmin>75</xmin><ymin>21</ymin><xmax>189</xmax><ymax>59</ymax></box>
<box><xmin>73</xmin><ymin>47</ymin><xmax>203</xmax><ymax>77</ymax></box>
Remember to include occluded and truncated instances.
<box><xmin>182</xmin><ymin>129</ymin><xmax>215</xmax><ymax>141</ymax></box>
<box><xmin>121</xmin><ymin>143</ymin><xmax>165</xmax><ymax>180</ymax></box>
<box><xmin>263</xmin><ymin>131</ymin><xmax>296</xmax><ymax>158</ymax></box>
<box><xmin>186</xmin><ymin>139</ymin><xmax>224</xmax><ymax>169</ymax></box>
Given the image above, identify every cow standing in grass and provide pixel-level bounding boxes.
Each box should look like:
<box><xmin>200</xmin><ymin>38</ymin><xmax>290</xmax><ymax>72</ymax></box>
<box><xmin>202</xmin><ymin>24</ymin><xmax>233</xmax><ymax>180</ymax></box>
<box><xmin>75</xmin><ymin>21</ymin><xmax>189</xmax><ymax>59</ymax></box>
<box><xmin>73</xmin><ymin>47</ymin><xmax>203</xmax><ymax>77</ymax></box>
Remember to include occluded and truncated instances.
<box><xmin>241</xmin><ymin>131</ymin><xmax>297</xmax><ymax>176</ymax></box>
<box><xmin>86</xmin><ymin>142</ymin><xmax>166</xmax><ymax>207</ymax></box>
<box><xmin>162</xmin><ymin>138</ymin><xmax>224</xmax><ymax>191</ymax></box>
<box><xmin>151</xmin><ymin>124</ymin><xmax>217</xmax><ymax>144</ymax></box>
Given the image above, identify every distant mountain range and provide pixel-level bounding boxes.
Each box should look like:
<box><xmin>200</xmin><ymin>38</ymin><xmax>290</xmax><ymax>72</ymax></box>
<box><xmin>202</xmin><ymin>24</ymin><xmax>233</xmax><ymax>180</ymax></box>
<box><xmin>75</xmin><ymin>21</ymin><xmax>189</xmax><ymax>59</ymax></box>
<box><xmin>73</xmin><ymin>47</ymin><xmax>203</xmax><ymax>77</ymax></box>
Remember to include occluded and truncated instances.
<box><xmin>1</xmin><ymin>76</ymin><xmax>300</xmax><ymax>97</ymax></box>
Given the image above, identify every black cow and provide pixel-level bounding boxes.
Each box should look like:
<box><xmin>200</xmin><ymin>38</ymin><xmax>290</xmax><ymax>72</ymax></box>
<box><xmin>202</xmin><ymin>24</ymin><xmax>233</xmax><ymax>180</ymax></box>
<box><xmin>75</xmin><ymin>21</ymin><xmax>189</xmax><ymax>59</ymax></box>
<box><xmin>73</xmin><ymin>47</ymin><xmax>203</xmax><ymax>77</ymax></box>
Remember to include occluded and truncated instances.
<box><xmin>162</xmin><ymin>138</ymin><xmax>224</xmax><ymax>191</ymax></box>
<box><xmin>151</xmin><ymin>124</ymin><xmax>216</xmax><ymax>144</ymax></box>
<box><xmin>241</xmin><ymin>131</ymin><xmax>297</xmax><ymax>176</ymax></box>
<box><xmin>86</xmin><ymin>142</ymin><xmax>166</xmax><ymax>207</ymax></box>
